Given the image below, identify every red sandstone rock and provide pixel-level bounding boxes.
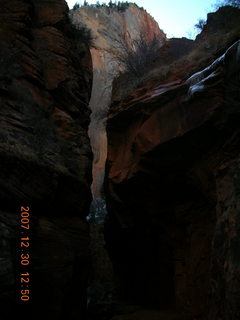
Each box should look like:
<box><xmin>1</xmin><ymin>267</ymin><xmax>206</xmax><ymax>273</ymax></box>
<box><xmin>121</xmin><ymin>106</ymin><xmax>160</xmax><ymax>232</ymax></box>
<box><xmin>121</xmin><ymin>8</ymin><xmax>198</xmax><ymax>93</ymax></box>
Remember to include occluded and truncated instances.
<box><xmin>0</xmin><ymin>0</ymin><xmax>92</xmax><ymax>318</ymax></box>
<box><xmin>106</xmin><ymin>18</ymin><xmax>240</xmax><ymax>320</ymax></box>
<box><xmin>71</xmin><ymin>4</ymin><xmax>166</xmax><ymax>198</ymax></box>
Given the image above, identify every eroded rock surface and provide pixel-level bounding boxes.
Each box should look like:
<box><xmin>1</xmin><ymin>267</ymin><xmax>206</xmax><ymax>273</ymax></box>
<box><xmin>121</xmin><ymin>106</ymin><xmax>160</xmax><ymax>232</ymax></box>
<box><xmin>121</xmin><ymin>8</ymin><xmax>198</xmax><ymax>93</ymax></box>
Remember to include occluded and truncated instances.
<box><xmin>106</xmin><ymin>14</ymin><xmax>240</xmax><ymax>320</ymax></box>
<box><xmin>0</xmin><ymin>0</ymin><xmax>92</xmax><ymax>318</ymax></box>
<box><xmin>70</xmin><ymin>4</ymin><xmax>166</xmax><ymax>197</ymax></box>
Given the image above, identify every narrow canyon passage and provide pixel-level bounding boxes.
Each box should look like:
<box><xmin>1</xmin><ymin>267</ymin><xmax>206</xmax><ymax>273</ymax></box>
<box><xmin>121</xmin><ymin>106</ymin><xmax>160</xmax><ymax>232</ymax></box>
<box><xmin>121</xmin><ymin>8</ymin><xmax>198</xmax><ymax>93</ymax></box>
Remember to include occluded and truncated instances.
<box><xmin>0</xmin><ymin>1</ymin><xmax>239</xmax><ymax>320</ymax></box>
<box><xmin>87</xmin><ymin>106</ymin><xmax>218</xmax><ymax>320</ymax></box>
<box><xmin>70</xmin><ymin>5</ymin><xmax>172</xmax><ymax>318</ymax></box>
<box><xmin>104</xmin><ymin>37</ymin><xmax>240</xmax><ymax>320</ymax></box>
<box><xmin>70</xmin><ymin>5</ymin><xmax>240</xmax><ymax>320</ymax></box>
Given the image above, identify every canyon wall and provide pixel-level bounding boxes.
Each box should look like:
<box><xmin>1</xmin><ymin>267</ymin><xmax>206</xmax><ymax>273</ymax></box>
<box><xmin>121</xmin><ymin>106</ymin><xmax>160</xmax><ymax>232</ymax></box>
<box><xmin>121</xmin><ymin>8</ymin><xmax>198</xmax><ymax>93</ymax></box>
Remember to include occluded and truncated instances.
<box><xmin>0</xmin><ymin>0</ymin><xmax>92</xmax><ymax>318</ymax></box>
<box><xmin>70</xmin><ymin>4</ymin><xmax>166</xmax><ymax>198</ymax></box>
<box><xmin>105</xmin><ymin>7</ymin><xmax>240</xmax><ymax>320</ymax></box>
<box><xmin>1</xmin><ymin>2</ymin><xmax>239</xmax><ymax>320</ymax></box>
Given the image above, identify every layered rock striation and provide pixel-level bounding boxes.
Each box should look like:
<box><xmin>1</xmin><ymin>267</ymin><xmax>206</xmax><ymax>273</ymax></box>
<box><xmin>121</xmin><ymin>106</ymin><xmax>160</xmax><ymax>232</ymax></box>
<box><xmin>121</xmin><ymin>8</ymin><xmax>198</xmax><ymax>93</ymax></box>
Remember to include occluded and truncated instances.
<box><xmin>0</xmin><ymin>0</ymin><xmax>92</xmax><ymax>318</ymax></box>
<box><xmin>105</xmin><ymin>7</ymin><xmax>240</xmax><ymax>320</ymax></box>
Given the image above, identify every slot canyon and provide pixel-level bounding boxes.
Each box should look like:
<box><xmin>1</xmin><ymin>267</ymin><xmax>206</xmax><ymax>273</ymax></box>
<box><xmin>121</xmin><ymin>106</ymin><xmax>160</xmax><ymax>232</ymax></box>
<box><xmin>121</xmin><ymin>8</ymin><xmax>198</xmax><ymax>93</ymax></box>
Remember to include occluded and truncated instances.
<box><xmin>0</xmin><ymin>1</ymin><xmax>240</xmax><ymax>320</ymax></box>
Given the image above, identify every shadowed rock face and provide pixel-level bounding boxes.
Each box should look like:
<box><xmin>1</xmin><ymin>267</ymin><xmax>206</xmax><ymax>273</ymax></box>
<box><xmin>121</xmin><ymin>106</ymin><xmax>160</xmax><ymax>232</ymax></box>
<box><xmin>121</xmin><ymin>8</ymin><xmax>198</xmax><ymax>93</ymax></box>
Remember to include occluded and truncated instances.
<box><xmin>106</xmin><ymin>22</ymin><xmax>240</xmax><ymax>320</ymax></box>
<box><xmin>70</xmin><ymin>4</ymin><xmax>166</xmax><ymax>198</ymax></box>
<box><xmin>0</xmin><ymin>0</ymin><xmax>92</xmax><ymax>318</ymax></box>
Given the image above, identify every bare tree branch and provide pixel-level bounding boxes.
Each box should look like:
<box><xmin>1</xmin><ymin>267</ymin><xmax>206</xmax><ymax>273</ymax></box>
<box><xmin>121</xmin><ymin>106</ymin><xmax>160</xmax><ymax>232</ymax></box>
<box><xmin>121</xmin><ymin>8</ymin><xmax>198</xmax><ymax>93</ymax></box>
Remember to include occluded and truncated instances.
<box><xmin>111</xmin><ymin>29</ymin><xmax>162</xmax><ymax>77</ymax></box>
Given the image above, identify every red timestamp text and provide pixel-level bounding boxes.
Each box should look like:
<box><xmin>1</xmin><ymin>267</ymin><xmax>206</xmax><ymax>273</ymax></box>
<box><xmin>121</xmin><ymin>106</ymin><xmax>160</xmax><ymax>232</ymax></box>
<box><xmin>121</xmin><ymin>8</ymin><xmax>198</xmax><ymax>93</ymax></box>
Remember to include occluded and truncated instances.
<box><xmin>19</xmin><ymin>206</ymin><xmax>31</xmax><ymax>302</ymax></box>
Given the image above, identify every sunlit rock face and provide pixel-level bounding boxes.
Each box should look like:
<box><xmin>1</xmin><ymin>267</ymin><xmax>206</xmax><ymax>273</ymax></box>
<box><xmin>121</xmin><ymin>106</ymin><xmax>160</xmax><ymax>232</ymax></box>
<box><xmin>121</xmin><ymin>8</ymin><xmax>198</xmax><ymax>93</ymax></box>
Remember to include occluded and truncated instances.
<box><xmin>70</xmin><ymin>4</ymin><xmax>166</xmax><ymax>198</ymax></box>
<box><xmin>0</xmin><ymin>0</ymin><xmax>92</xmax><ymax>318</ymax></box>
<box><xmin>112</xmin><ymin>6</ymin><xmax>240</xmax><ymax>105</ymax></box>
<box><xmin>70</xmin><ymin>7</ymin><xmax>165</xmax><ymax>318</ymax></box>
<box><xmin>105</xmin><ymin>7</ymin><xmax>240</xmax><ymax>319</ymax></box>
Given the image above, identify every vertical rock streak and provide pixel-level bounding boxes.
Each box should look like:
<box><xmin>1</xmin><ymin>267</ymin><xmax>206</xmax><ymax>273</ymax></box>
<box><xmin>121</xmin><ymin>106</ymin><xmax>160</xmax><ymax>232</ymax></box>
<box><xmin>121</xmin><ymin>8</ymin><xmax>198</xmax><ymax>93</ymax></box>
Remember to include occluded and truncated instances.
<box><xmin>70</xmin><ymin>4</ymin><xmax>166</xmax><ymax>199</ymax></box>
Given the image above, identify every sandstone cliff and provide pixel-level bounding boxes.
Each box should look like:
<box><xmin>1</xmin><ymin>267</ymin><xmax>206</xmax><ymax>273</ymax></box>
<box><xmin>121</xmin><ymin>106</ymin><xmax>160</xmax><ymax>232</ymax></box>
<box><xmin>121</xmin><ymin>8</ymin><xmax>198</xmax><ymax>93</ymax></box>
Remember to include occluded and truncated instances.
<box><xmin>105</xmin><ymin>7</ymin><xmax>240</xmax><ymax>320</ymax></box>
<box><xmin>70</xmin><ymin>4</ymin><xmax>166</xmax><ymax>198</ymax></box>
<box><xmin>112</xmin><ymin>6</ymin><xmax>240</xmax><ymax>103</ymax></box>
<box><xmin>0</xmin><ymin>0</ymin><xmax>92</xmax><ymax>318</ymax></box>
<box><xmin>1</xmin><ymin>2</ymin><xmax>239</xmax><ymax>320</ymax></box>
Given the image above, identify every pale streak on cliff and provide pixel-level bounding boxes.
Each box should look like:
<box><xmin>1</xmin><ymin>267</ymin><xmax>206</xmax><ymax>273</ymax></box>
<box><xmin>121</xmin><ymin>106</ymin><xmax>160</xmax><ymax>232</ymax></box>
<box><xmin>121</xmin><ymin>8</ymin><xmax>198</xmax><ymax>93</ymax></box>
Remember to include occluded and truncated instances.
<box><xmin>70</xmin><ymin>4</ymin><xmax>166</xmax><ymax>198</ymax></box>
